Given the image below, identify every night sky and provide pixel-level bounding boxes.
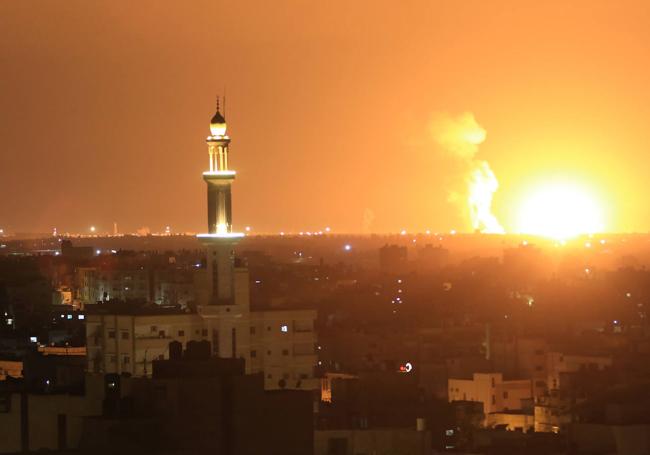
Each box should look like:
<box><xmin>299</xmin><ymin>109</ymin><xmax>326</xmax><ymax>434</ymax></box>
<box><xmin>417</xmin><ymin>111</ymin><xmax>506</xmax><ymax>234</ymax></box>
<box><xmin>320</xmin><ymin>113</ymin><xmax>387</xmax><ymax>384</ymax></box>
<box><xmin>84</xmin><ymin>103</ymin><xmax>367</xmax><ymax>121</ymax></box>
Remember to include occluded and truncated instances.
<box><xmin>2</xmin><ymin>1</ymin><xmax>650</xmax><ymax>234</ymax></box>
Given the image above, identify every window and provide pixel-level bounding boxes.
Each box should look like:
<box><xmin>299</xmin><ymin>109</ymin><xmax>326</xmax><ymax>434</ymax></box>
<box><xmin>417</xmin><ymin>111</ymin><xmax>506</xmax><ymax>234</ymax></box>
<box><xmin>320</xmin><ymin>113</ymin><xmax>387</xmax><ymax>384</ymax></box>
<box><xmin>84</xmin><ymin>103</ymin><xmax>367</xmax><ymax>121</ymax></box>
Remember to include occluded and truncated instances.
<box><xmin>503</xmin><ymin>391</ymin><xmax>509</xmax><ymax>399</ymax></box>
<box><xmin>283</xmin><ymin>373</ymin><xmax>290</xmax><ymax>380</ymax></box>
<box><xmin>282</xmin><ymin>349</ymin><xmax>289</xmax><ymax>356</ymax></box>
<box><xmin>107</xmin><ymin>330</ymin><xmax>115</xmax><ymax>339</ymax></box>
<box><xmin>178</xmin><ymin>330</ymin><xmax>185</xmax><ymax>337</ymax></box>
<box><xmin>491</xmin><ymin>377</ymin><xmax>495</xmax><ymax>387</ymax></box>
<box><xmin>158</xmin><ymin>330</ymin><xmax>166</xmax><ymax>338</ymax></box>
<box><xmin>267</xmin><ymin>350</ymin><xmax>272</xmax><ymax>355</ymax></box>
<box><xmin>535</xmin><ymin>365</ymin><xmax>543</xmax><ymax>371</ymax></box>
<box><xmin>251</xmin><ymin>350</ymin><xmax>257</xmax><ymax>358</ymax></box>
<box><xmin>150</xmin><ymin>326</ymin><xmax>157</xmax><ymax>333</ymax></box>
<box><xmin>267</xmin><ymin>373</ymin><xmax>272</xmax><ymax>379</ymax></box>
<box><xmin>121</xmin><ymin>332</ymin><xmax>129</xmax><ymax>340</ymax></box>
<box><xmin>491</xmin><ymin>395</ymin><xmax>496</xmax><ymax>404</ymax></box>
<box><xmin>250</xmin><ymin>326</ymin><xmax>256</xmax><ymax>335</ymax></box>
<box><xmin>267</xmin><ymin>326</ymin><xmax>271</xmax><ymax>331</ymax></box>
<box><xmin>300</xmin><ymin>373</ymin><xmax>309</xmax><ymax>379</ymax></box>
<box><xmin>123</xmin><ymin>356</ymin><xmax>130</xmax><ymax>365</ymax></box>
<box><xmin>109</xmin><ymin>355</ymin><xmax>117</xmax><ymax>363</ymax></box>
<box><xmin>202</xmin><ymin>329</ymin><xmax>208</xmax><ymax>337</ymax></box>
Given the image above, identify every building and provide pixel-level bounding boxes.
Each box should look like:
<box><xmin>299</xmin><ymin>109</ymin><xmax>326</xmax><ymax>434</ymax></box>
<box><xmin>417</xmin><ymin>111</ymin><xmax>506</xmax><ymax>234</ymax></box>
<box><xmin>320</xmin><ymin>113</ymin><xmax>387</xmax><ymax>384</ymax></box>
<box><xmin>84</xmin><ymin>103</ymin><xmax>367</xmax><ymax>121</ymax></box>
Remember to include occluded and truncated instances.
<box><xmin>379</xmin><ymin>244</ymin><xmax>408</xmax><ymax>275</ymax></box>
<box><xmin>0</xmin><ymin>354</ymin><xmax>314</xmax><ymax>454</ymax></box>
<box><xmin>546</xmin><ymin>351</ymin><xmax>612</xmax><ymax>390</ymax></box>
<box><xmin>85</xmin><ymin>101</ymin><xmax>318</xmax><ymax>390</ymax></box>
<box><xmin>448</xmin><ymin>373</ymin><xmax>532</xmax><ymax>417</ymax></box>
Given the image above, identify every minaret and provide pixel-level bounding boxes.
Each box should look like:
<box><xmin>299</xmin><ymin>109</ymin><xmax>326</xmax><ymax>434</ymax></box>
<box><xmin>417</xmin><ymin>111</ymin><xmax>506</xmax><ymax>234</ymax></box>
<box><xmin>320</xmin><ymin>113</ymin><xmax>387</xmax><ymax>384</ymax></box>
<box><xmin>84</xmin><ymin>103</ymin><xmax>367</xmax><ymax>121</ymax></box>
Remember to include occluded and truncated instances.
<box><xmin>197</xmin><ymin>98</ymin><xmax>245</xmax><ymax>306</ymax></box>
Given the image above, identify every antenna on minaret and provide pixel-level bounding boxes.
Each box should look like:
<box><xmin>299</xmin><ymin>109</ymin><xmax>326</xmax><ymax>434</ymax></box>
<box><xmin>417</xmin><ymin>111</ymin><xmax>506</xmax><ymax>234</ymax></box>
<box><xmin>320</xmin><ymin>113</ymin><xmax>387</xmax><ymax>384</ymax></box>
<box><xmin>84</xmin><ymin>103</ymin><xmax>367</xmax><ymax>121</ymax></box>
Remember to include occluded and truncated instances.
<box><xmin>223</xmin><ymin>86</ymin><xmax>227</xmax><ymax>118</ymax></box>
<box><xmin>216</xmin><ymin>95</ymin><xmax>221</xmax><ymax>113</ymax></box>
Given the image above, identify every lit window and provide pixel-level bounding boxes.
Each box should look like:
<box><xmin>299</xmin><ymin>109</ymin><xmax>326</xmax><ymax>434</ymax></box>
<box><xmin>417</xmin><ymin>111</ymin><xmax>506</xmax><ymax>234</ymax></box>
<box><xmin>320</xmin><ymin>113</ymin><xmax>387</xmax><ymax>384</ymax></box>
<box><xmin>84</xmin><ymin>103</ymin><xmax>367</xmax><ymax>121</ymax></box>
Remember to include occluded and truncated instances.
<box><xmin>280</xmin><ymin>325</ymin><xmax>288</xmax><ymax>333</ymax></box>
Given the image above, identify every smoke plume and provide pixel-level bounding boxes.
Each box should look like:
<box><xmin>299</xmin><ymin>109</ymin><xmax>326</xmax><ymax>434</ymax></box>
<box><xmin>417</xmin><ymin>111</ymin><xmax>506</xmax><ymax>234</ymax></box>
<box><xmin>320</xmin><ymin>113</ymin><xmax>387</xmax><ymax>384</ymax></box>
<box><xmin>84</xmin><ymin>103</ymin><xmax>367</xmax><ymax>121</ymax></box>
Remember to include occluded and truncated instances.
<box><xmin>430</xmin><ymin>112</ymin><xmax>504</xmax><ymax>233</ymax></box>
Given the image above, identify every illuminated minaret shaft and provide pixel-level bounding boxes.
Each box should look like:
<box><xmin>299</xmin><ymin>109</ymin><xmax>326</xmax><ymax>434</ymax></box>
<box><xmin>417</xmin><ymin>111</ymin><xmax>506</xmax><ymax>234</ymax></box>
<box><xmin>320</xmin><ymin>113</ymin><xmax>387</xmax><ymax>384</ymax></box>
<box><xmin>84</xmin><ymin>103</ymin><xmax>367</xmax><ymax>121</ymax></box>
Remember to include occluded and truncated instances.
<box><xmin>197</xmin><ymin>98</ymin><xmax>244</xmax><ymax>305</ymax></box>
<box><xmin>204</xmin><ymin>99</ymin><xmax>235</xmax><ymax>235</ymax></box>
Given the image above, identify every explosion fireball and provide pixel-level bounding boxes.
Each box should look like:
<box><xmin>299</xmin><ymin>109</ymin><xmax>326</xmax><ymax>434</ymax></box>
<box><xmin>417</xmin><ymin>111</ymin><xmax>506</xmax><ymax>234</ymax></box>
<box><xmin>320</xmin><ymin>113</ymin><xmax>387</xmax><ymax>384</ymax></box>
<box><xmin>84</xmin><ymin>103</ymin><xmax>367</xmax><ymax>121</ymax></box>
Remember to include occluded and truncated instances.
<box><xmin>516</xmin><ymin>181</ymin><xmax>605</xmax><ymax>240</ymax></box>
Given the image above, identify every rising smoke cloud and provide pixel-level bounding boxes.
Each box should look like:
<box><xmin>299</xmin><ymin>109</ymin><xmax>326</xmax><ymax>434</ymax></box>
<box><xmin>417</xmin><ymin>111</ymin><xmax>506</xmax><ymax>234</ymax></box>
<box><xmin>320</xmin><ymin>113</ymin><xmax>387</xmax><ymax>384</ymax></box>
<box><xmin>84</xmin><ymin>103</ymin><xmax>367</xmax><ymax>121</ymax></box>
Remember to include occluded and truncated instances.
<box><xmin>430</xmin><ymin>112</ymin><xmax>504</xmax><ymax>234</ymax></box>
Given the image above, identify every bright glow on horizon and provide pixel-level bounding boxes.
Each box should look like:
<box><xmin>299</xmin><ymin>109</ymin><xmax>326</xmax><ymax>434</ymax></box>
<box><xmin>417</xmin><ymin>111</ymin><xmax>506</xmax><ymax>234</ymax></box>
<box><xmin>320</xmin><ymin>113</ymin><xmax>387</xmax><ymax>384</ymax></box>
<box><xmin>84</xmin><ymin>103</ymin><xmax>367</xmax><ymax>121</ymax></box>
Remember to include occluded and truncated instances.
<box><xmin>516</xmin><ymin>182</ymin><xmax>605</xmax><ymax>240</ymax></box>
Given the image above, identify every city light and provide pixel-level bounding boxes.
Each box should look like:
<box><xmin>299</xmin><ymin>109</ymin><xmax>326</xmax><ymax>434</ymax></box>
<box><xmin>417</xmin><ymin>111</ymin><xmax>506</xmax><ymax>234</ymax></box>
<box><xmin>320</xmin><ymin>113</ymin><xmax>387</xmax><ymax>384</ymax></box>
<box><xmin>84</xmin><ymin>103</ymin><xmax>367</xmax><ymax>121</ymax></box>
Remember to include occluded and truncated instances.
<box><xmin>343</xmin><ymin>244</ymin><xmax>352</xmax><ymax>251</ymax></box>
<box><xmin>90</xmin><ymin>226</ymin><xmax>96</xmax><ymax>233</ymax></box>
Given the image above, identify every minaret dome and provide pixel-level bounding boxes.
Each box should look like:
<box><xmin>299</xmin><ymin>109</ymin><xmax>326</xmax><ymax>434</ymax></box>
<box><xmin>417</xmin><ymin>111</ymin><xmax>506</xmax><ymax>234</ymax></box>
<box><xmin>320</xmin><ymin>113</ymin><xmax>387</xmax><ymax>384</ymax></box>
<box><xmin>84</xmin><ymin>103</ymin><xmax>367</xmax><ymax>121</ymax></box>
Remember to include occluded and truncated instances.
<box><xmin>209</xmin><ymin>98</ymin><xmax>227</xmax><ymax>137</ymax></box>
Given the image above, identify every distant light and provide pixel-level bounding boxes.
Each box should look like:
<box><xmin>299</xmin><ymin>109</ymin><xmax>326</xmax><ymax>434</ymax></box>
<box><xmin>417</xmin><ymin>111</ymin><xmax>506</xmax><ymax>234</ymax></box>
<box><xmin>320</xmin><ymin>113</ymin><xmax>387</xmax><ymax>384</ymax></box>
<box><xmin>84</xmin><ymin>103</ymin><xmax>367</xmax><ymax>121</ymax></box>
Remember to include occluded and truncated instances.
<box><xmin>450</xmin><ymin>229</ymin><xmax>457</xmax><ymax>235</ymax></box>
<box><xmin>425</xmin><ymin>230</ymin><xmax>431</xmax><ymax>235</ymax></box>
<box><xmin>400</xmin><ymin>229</ymin><xmax>407</xmax><ymax>236</ymax></box>
<box><xmin>299</xmin><ymin>232</ymin><xmax>304</xmax><ymax>236</ymax></box>
<box><xmin>45</xmin><ymin>379</ymin><xmax>50</xmax><ymax>386</ymax></box>
<box><xmin>0</xmin><ymin>229</ymin><xmax>3</xmax><ymax>234</ymax></box>
<box><xmin>343</xmin><ymin>244</ymin><xmax>352</xmax><ymax>251</ymax></box>
<box><xmin>397</xmin><ymin>279</ymin><xmax>402</xmax><ymax>284</ymax></box>
<box><xmin>78</xmin><ymin>315</ymin><xmax>85</xmax><ymax>320</ymax></box>
<box><xmin>6</xmin><ymin>318</ymin><xmax>13</xmax><ymax>325</ymax></box>
<box><xmin>613</xmin><ymin>319</ymin><xmax>619</xmax><ymax>325</ymax></box>
<box><xmin>280</xmin><ymin>325</ymin><xmax>288</xmax><ymax>333</ymax></box>
<box><xmin>245</xmin><ymin>226</ymin><xmax>251</xmax><ymax>232</ymax></box>
<box><xmin>60</xmin><ymin>314</ymin><xmax>65</xmax><ymax>318</ymax></box>
<box><xmin>280</xmin><ymin>232</ymin><xmax>285</xmax><ymax>236</ymax></box>
<box><xmin>522</xmin><ymin>240</ymin><xmax>528</xmax><ymax>246</ymax></box>
<box><xmin>584</xmin><ymin>268</ymin><xmax>590</xmax><ymax>274</ymax></box>
<box><xmin>600</xmin><ymin>239</ymin><xmax>606</xmax><ymax>245</ymax></box>
<box><xmin>626</xmin><ymin>292</ymin><xmax>632</xmax><ymax>298</ymax></box>
<box><xmin>67</xmin><ymin>315</ymin><xmax>72</xmax><ymax>320</ymax></box>
<box><xmin>325</xmin><ymin>227</ymin><xmax>331</xmax><ymax>232</ymax></box>
<box><xmin>255</xmin><ymin>280</ymin><xmax>262</xmax><ymax>284</ymax></box>
<box><xmin>54</xmin><ymin>251</ymin><xmax>60</xmax><ymax>256</ymax></box>
<box><xmin>111</xmin><ymin>249</ymin><xmax>117</xmax><ymax>254</ymax></box>
<box><xmin>96</xmin><ymin>249</ymin><xmax>101</xmax><ymax>255</ymax></box>
<box><xmin>194</xmin><ymin>263</ymin><xmax>201</xmax><ymax>268</ymax></box>
<box><xmin>399</xmin><ymin>362</ymin><xmax>413</xmax><ymax>373</ymax></box>
<box><xmin>30</xmin><ymin>336</ymin><xmax>38</xmax><ymax>343</ymax></box>
<box><xmin>90</xmin><ymin>226</ymin><xmax>96</xmax><ymax>233</ymax></box>
<box><xmin>585</xmin><ymin>242</ymin><xmax>592</xmax><ymax>248</ymax></box>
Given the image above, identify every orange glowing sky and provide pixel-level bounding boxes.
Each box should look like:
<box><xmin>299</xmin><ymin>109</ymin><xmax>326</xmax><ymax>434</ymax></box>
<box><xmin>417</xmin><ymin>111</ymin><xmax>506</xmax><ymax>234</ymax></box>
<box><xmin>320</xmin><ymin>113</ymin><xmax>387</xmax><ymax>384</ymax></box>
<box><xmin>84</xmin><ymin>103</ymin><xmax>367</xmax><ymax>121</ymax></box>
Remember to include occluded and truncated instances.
<box><xmin>1</xmin><ymin>1</ymin><xmax>650</xmax><ymax>234</ymax></box>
